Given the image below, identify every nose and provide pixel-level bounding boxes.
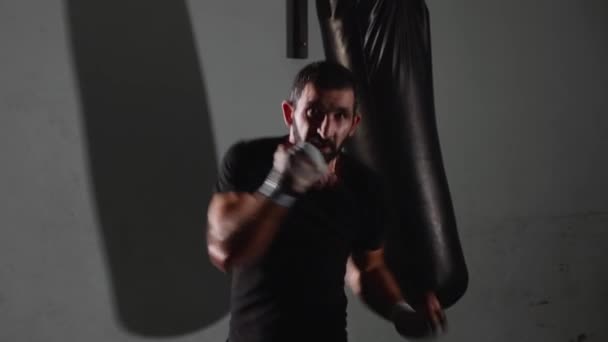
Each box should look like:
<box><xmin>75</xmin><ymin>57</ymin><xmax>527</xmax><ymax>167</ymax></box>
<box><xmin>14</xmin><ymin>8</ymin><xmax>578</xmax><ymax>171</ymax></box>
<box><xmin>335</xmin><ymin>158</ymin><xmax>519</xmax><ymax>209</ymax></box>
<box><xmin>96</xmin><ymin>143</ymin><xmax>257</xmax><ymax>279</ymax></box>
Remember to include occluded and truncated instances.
<box><xmin>317</xmin><ymin>113</ymin><xmax>332</xmax><ymax>138</ymax></box>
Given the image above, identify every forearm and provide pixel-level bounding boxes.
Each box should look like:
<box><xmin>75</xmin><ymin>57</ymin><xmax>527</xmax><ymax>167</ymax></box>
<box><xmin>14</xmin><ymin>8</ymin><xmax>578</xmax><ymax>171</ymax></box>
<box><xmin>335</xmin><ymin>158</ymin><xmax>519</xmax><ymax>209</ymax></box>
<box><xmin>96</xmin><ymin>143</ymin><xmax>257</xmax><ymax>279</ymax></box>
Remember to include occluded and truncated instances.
<box><xmin>354</xmin><ymin>264</ymin><xmax>406</xmax><ymax>320</ymax></box>
<box><xmin>207</xmin><ymin>192</ymin><xmax>289</xmax><ymax>271</ymax></box>
<box><xmin>353</xmin><ymin>262</ymin><xmax>447</xmax><ymax>338</ymax></box>
<box><xmin>208</xmin><ymin>140</ymin><xmax>328</xmax><ymax>271</ymax></box>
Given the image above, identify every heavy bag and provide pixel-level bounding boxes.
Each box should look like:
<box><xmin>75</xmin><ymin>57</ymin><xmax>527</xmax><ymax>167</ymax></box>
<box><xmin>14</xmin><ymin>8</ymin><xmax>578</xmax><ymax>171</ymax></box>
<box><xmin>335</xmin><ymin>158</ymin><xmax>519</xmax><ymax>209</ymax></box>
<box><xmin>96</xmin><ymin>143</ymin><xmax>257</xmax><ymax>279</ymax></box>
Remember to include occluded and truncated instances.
<box><xmin>316</xmin><ymin>0</ymin><xmax>468</xmax><ymax>308</ymax></box>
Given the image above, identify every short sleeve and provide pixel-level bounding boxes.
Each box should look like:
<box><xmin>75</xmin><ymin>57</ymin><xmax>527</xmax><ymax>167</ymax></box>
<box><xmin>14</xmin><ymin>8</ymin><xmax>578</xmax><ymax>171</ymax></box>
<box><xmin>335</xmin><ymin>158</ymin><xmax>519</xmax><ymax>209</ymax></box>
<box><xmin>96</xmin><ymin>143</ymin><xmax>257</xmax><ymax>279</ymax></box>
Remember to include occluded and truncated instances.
<box><xmin>213</xmin><ymin>140</ymin><xmax>247</xmax><ymax>193</ymax></box>
<box><xmin>352</xmin><ymin>172</ymin><xmax>387</xmax><ymax>253</ymax></box>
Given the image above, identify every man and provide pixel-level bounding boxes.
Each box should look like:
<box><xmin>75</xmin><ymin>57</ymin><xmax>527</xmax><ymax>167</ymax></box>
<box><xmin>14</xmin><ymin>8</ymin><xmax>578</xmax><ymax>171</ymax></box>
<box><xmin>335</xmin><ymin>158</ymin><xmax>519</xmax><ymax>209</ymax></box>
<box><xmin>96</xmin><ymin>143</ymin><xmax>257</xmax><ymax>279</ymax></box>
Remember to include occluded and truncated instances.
<box><xmin>207</xmin><ymin>61</ymin><xmax>446</xmax><ymax>342</ymax></box>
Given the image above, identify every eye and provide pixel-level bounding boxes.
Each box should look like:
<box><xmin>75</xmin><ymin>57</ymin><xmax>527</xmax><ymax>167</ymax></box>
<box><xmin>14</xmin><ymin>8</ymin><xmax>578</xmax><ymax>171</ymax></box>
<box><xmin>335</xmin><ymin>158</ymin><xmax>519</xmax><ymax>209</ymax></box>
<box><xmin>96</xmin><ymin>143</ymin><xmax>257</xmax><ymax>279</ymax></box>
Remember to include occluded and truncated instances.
<box><xmin>335</xmin><ymin>111</ymin><xmax>348</xmax><ymax>119</ymax></box>
<box><xmin>307</xmin><ymin>107</ymin><xmax>321</xmax><ymax>118</ymax></box>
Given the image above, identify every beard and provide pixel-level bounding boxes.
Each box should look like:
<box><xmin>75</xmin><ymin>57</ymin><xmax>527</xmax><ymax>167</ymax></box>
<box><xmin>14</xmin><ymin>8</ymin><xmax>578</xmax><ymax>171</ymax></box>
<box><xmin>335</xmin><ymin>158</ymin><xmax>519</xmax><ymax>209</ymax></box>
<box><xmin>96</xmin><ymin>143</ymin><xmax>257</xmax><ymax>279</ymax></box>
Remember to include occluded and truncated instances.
<box><xmin>292</xmin><ymin>125</ymin><xmax>347</xmax><ymax>162</ymax></box>
<box><xmin>307</xmin><ymin>133</ymin><xmax>344</xmax><ymax>162</ymax></box>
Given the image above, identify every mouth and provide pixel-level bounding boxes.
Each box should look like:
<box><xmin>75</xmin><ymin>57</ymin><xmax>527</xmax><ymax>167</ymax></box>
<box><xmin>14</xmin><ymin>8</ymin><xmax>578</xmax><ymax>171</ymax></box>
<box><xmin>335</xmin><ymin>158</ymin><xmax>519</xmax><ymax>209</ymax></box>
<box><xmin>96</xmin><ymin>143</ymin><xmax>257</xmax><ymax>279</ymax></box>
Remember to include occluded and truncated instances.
<box><xmin>311</xmin><ymin>141</ymin><xmax>338</xmax><ymax>162</ymax></box>
<box><xmin>320</xmin><ymin>146</ymin><xmax>335</xmax><ymax>156</ymax></box>
<box><xmin>315</xmin><ymin>143</ymin><xmax>335</xmax><ymax>156</ymax></box>
<box><xmin>308</xmin><ymin>136</ymin><xmax>332</xmax><ymax>150</ymax></box>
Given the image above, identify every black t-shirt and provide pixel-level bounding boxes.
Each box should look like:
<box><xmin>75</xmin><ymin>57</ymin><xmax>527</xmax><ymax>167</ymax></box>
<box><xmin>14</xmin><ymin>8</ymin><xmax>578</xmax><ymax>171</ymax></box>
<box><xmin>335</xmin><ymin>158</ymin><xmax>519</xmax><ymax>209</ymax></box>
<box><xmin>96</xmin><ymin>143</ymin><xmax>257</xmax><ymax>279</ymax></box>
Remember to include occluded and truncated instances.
<box><xmin>214</xmin><ymin>136</ymin><xmax>386</xmax><ymax>342</ymax></box>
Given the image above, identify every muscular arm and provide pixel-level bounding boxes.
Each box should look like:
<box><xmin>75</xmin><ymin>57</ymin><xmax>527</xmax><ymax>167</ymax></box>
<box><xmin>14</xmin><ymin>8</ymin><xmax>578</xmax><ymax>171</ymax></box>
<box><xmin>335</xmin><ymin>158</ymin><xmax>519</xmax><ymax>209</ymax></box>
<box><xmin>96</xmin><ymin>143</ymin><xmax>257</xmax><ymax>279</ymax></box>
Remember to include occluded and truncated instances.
<box><xmin>208</xmin><ymin>140</ymin><xmax>327</xmax><ymax>273</ymax></box>
<box><xmin>206</xmin><ymin>191</ymin><xmax>290</xmax><ymax>272</ymax></box>
<box><xmin>345</xmin><ymin>247</ymin><xmax>405</xmax><ymax>320</ymax></box>
<box><xmin>346</xmin><ymin>247</ymin><xmax>447</xmax><ymax>338</ymax></box>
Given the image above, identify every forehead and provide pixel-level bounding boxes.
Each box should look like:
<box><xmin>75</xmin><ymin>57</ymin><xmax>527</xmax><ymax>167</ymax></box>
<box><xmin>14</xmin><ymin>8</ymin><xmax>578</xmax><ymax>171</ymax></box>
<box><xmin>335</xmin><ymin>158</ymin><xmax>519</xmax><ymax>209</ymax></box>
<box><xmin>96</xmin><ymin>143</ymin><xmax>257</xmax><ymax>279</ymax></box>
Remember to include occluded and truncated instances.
<box><xmin>298</xmin><ymin>83</ymin><xmax>354</xmax><ymax>108</ymax></box>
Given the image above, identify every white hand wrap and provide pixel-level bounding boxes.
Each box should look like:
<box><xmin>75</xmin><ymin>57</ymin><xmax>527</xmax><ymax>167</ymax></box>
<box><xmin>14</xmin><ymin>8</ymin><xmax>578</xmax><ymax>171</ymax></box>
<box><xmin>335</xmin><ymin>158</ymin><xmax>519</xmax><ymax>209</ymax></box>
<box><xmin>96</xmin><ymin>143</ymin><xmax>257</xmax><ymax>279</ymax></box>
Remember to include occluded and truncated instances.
<box><xmin>257</xmin><ymin>142</ymin><xmax>328</xmax><ymax>207</ymax></box>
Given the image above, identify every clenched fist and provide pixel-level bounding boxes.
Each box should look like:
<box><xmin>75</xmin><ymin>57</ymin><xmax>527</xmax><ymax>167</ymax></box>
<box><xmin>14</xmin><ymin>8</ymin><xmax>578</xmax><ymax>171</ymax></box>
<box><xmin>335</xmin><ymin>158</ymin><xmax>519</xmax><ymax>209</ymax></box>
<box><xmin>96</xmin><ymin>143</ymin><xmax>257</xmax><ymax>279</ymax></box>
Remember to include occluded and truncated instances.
<box><xmin>258</xmin><ymin>142</ymin><xmax>329</xmax><ymax>206</ymax></box>
<box><xmin>392</xmin><ymin>292</ymin><xmax>447</xmax><ymax>339</ymax></box>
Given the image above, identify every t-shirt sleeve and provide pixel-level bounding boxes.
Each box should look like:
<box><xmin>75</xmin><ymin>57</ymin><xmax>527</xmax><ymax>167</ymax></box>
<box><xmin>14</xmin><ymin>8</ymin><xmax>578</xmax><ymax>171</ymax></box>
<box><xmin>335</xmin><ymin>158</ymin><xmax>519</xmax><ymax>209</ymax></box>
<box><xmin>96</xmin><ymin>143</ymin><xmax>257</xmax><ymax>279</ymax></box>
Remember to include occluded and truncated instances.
<box><xmin>352</xmin><ymin>173</ymin><xmax>388</xmax><ymax>253</ymax></box>
<box><xmin>213</xmin><ymin>140</ymin><xmax>247</xmax><ymax>193</ymax></box>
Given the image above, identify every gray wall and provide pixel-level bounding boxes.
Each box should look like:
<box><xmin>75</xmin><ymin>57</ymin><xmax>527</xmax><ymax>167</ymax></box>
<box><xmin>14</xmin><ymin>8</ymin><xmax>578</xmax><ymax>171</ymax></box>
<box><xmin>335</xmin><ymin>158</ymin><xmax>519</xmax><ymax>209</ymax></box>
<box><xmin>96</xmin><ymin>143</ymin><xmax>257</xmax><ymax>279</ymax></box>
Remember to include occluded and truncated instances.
<box><xmin>1</xmin><ymin>1</ymin><xmax>607</xmax><ymax>341</ymax></box>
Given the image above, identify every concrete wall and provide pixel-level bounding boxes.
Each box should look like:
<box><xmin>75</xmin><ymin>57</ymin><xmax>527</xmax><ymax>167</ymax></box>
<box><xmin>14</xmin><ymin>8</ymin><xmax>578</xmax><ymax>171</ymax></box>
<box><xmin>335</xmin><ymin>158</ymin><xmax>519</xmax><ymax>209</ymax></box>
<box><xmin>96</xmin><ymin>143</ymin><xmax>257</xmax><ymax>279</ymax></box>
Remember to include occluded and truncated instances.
<box><xmin>1</xmin><ymin>1</ymin><xmax>606</xmax><ymax>341</ymax></box>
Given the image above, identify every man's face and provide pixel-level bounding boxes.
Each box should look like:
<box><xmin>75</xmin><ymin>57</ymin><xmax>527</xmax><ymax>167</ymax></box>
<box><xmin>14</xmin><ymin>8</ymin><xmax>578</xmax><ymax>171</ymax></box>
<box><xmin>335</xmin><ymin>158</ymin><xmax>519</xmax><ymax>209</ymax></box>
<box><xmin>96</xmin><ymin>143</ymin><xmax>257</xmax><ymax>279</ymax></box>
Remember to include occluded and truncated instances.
<box><xmin>283</xmin><ymin>83</ymin><xmax>360</xmax><ymax>162</ymax></box>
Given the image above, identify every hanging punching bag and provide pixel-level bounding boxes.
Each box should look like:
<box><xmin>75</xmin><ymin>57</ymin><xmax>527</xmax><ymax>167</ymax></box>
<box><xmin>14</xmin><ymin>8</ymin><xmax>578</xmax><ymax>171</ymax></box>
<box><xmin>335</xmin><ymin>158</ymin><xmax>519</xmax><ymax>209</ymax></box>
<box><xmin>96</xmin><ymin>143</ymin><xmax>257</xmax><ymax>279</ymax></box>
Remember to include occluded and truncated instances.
<box><xmin>316</xmin><ymin>0</ymin><xmax>468</xmax><ymax>308</ymax></box>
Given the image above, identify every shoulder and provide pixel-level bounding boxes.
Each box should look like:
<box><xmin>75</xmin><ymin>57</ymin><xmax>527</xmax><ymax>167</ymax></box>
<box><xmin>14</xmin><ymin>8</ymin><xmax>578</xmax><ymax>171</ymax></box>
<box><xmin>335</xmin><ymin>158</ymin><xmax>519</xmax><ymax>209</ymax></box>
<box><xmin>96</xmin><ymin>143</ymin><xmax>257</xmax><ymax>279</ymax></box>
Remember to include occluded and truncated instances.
<box><xmin>223</xmin><ymin>135</ymin><xmax>287</xmax><ymax>160</ymax></box>
<box><xmin>340</xmin><ymin>153</ymin><xmax>382</xmax><ymax>189</ymax></box>
<box><xmin>339</xmin><ymin>153</ymin><xmax>387</xmax><ymax>210</ymax></box>
<box><xmin>340</xmin><ymin>154</ymin><xmax>388</xmax><ymax>251</ymax></box>
<box><xmin>215</xmin><ymin>135</ymin><xmax>287</xmax><ymax>193</ymax></box>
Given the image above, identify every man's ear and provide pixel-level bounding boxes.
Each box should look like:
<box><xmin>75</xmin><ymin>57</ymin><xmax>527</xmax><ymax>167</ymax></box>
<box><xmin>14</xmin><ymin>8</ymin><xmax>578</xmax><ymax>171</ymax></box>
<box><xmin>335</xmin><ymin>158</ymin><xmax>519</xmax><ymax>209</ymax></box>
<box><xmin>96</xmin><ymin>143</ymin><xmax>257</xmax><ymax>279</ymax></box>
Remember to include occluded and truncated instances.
<box><xmin>281</xmin><ymin>100</ymin><xmax>295</xmax><ymax>127</ymax></box>
<box><xmin>348</xmin><ymin>113</ymin><xmax>362</xmax><ymax>137</ymax></box>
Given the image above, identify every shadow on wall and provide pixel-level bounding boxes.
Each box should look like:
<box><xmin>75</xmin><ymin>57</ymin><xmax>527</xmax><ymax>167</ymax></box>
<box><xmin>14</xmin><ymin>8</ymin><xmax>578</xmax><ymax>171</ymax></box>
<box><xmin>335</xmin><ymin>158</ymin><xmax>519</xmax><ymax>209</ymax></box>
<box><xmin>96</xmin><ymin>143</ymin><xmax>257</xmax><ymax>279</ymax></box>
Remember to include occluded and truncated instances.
<box><xmin>65</xmin><ymin>0</ymin><xmax>229</xmax><ymax>336</ymax></box>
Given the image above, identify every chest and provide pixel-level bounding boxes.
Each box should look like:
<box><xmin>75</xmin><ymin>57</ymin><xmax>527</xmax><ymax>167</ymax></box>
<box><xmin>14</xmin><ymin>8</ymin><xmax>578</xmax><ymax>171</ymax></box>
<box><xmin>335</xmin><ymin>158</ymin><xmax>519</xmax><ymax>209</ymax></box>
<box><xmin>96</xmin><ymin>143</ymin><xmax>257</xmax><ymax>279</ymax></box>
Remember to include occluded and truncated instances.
<box><xmin>268</xmin><ymin>187</ymin><xmax>363</xmax><ymax>266</ymax></box>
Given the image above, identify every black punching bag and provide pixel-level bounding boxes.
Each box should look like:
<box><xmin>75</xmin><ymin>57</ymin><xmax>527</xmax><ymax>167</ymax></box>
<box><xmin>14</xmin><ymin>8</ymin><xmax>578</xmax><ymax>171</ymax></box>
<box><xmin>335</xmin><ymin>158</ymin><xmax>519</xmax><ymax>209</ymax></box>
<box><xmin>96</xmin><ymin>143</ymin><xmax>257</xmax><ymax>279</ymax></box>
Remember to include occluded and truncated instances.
<box><xmin>316</xmin><ymin>0</ymin><xmax>468</xmax><ymax>308</ymax></box>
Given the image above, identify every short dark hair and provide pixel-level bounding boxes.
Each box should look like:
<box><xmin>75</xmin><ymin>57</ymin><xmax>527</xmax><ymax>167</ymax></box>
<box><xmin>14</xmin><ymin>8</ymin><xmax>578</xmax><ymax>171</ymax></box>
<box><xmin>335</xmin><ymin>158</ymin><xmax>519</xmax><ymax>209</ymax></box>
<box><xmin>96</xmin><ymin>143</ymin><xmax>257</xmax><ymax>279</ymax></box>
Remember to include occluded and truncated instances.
<box><xmin>288</xmin><ymin>61</ymin><xmax>358</xmax><ymax>113</ymax></box>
